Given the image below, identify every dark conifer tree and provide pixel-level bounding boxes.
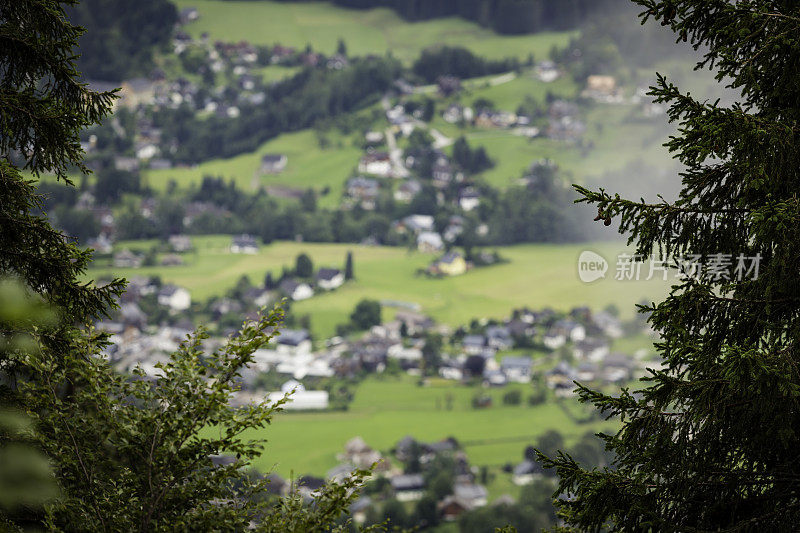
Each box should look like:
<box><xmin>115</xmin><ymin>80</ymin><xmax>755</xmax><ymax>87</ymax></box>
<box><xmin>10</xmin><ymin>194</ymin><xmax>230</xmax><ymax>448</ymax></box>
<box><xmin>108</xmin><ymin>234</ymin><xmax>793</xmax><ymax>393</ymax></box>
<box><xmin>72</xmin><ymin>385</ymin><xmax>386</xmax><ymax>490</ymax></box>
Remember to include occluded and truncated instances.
<box><xmin>344</xmin><ymin>250</ymin><xmax>354</xmax><ymax>280</ymax></box>
<box><xmin>1</xmin><ymin>1</ymin><xmax>367</xmax><ymax>529</ymax></box>
<box><xmin>540</xmin><ymin>1</ymin><xmax>800</xmax><ymax>530</ymax></box>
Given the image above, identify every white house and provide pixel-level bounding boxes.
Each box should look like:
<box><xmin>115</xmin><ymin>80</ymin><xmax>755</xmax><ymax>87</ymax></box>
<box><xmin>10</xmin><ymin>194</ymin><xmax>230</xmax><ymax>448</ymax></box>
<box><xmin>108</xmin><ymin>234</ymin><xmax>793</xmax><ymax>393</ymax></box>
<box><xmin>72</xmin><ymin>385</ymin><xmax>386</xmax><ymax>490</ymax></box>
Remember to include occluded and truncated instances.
<box><xmin>458</xmin><ymin>188</ymin><xmax>481</xmax><ymax>211</ymax></box>
<box><xmin>512</xmin><ymin>460</ymin><xmax>544</xmax><ymax>485</ymax></box>
<box><xmin>230</xmin><ymin>234</ymin><xmax>259</xmax><ymax>254</ymax></box>
<box><xmin>268</xmin><ymin>389</ymin><xmax>329</xmax><ymax>410</ymax></box>
<box><xmin>387</xmin><ymin>344</ymin><xmax>422</xmax><ymax>362</ymax></box>
<box><xmin>316</xmin><ymin>268</ymin><xmax>344</xmax><ymax>290</ymax></box>
<box><xmin>157</xmin><ymin>285</ymin><xmax>191</xmax><ymax>311</ymax></box>
<box><xmin>358</xmin><ymin>151</ymin><xmax>392</xmax><ymax>177</ymax></box>
<box><xmin>391</xmin><ymin>474</ymin><xmax>426</xmax><ymax>502</ymax></box>
<box><xmin>401</xmin><ymin>214</ymin><xmax>435</xmax><ymax>233</ymax></box>
<box><xmin>260</xmin><ymin>153</ymin><xmax>288</xmax><ymax>174</ymax></box>
<box><xmin>279</xmin><ymin>279</ymin><xmax>314</xmax><ymax>301</ymax></box>
<box><xmin>543</xmin><ymin>331</ymin><xmax>566</xmax><ymax>350</ymax></box>
<box><xmin>276</xmin><ymin>329</ymin><xmax>312</xmax><ymax>355</ymax></box>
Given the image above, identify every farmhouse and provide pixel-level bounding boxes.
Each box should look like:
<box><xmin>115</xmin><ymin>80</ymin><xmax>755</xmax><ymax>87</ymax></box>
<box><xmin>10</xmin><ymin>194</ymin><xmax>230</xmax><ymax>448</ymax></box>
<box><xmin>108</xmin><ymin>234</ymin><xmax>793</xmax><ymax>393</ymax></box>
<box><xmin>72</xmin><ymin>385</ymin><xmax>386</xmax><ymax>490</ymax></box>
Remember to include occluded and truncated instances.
<box><xmin>346</xmin><ymin>176</ymin><xmax>379</xmax><ymax>208</ymax></box>
<box><xmin>113</xmin><ymin>249</ymin><xmax>143</xmax><ymax>268</ymax></box>
<box><xmin>260</xmin><ymin>153</ymin><xmax>288</xmax><ymax>174</ymax></box>
<box><xmin>394</xmin><ymin>310</ymin><xmax>435</xmax><ymax>335</ymax></box>
<box><xmin>316</xmin><ymin>268</ymin><xmax>344</xmax><ymax>290</ymax></box>
<box><xmin>458</xmin><ymin>187</ymin><xmax>481</xmax><ymax>211</ymax></box>
<box><xmin>536</xmin><ymin>60</ymin><xmax>560</xmax><ymax>82</ymax></box>
<box><xmin>178</xmin><ymin>6</ymin><xmax>199</xmax><ymax>24</ymax></box>
<box><xmin>276</xmin><ymin>329</ymin><xmax>312</xmax><ymax>355</ymax></box>
<box><xmin>432</xmin><ymin>159</ymin><xmax>454</xmax><ymax>184</ymax></box>
<box><xmin>394</xmin><ymin>179</ymin><xmax>421</xmax><ymax>202</ymax></box>
<box><xmin>428</xmin><ymin>251</ymin><xmax>467</xmax><ymax>277</ymax></box>
<box><xmin>157</xmin><ymin>285</ymin><xmax>191</xmax><ymax>311</ymax></box>
<box><xmin>279</xmin><ymin>278</ymin><xmax>314</xmax><ymax>301</ymax></box>
<box><xmin>512</xmin><ymin>460</ymin><xmax>544</xmax><ymax>485</ymax></box>
<box><xmin>583</xmin><ymin>75</ymin><xmax>623</xmax><ymax>103</ymax></box>
<box><xmin>160</xmin><ymin>253</ymin><xmax>183</xmax><ymax>266</ymax></box>
<box><xmin>462</xmin><ymin>335</ymin><xmax>486</xmax><ymax>355</ymax></box>
<box><xmin>391</xmin><ymin>474</ymin><xmax>426</xmax><ymax>502</ymax></box>
<box><xmin>168</xmin><ymin>234</ymin><xmax>192</xmax><ymax>252</ymax></box>
<box><xmin>500</xmin><ymin>356</ymin><xmax>533</xmax><ymax>383</ymax></box>
<box><xmin>358</xmin><ymin>151</ymin><xmax>392</xmax><ymax>177</ymax></box>
<box><xmin>453</xmin><ymin>483</ymin><xmax>488</xmax><ymax>508</ymax></box>
<box><xmin>573</xmin><ymin>337</ymin><xmax>610</xmax><ymax>362</ymax></box>
<box><xmin>268</xmin><ymin>382</ymin><xmax>328</xmax><ymax>410</ymax></box>
<box><xmin>439</xmin><ymin>496</ymin><xmax>472</xmax><ymax>521</ymax></box>
<box><xmin>486</xmin><ymin>326</ymin><xmax>513</xmax><ymax>350</ymax></box>
<box><xmin>400</xmin><ymin>214</ymin><xmax>435</xmax><ymax>234</ymax></box>
<box><xmin>230</xmin><ymin>234</ymin><xmax>259</xmax><ymax>254</ymax></box>
<box><xmin>364</xmin><ymin>130</ymin><xmax>384</xmax><ymax>145</ymax></box>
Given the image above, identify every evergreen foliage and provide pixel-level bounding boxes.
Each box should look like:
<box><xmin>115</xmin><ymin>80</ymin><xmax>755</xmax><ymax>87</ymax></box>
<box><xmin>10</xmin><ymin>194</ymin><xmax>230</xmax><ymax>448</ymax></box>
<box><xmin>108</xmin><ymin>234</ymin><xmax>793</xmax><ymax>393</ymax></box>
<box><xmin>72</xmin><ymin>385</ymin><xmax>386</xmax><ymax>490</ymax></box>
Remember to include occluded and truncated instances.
<box><xmin>412</xmin><ymin>46</ymin><xmax>519</xmax><ymax>83</ymax></box>
<box><xmin>295</xmin><ymin>253</ymin><xmax>314</xmax><ymax>278</ymax></box>
<box><xmin>344</xmin><ymin>251</ymin><xmax>354</xmax><ymax>280</ymax></box>
<box><xmin>1</xmin><ymin>1</ymin><xmax>371</xmax><ymax>530</ymax></box>
<box><xmin>68</xmin><ymin>0</ymin><xmax>177</xmax><ymax>80</ymax></box>
<box><xmin>539</xmin><ymin>1</ymin><xmax>800</xmax><ymax>530</ymax></box>
<box><xmin>350</xmin><ymin>299</ymin><xmax>382</xmax><ymax>331</ymax></box>
<box><xmin>325</xmin><ymin>0</ymin><xmax>624</xmax><ymax>34</ymax></box>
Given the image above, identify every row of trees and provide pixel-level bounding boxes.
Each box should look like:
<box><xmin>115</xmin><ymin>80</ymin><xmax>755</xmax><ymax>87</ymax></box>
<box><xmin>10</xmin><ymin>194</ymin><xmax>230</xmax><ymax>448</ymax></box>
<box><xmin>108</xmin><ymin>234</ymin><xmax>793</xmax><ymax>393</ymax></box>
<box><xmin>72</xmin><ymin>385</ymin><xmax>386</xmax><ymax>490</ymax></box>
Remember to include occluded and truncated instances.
<box><xmin>155</xmin><ymin>57</ymin><xmax>402</xmax><ymax>164</ymax></box>
<box><xmin>412</xmin><ymin>46</ymin><xmax>520</xmax><ymax>83</ymax></box>
<box><xmin>326</xmin><ymin>0</ymin><xmax>625</xmax><ymax>34</ymax></box>
<box><xmin>68</xmin><ymin>0</ymin><xmax>176</xmax><ymax>80</ymax></box>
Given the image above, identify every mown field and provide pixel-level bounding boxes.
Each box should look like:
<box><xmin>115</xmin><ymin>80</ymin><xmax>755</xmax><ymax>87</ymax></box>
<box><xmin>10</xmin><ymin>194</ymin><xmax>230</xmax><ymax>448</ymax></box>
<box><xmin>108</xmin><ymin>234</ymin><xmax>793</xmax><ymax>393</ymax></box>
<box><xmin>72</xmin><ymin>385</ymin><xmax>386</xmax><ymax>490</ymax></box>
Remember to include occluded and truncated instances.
<box><xmin>144</xmin><ymin>105</ymin><xmax>673</xmax><ymax>202</ymax></box>
<box><xmin>172</xmin><ymin>0</ymin><xmax>576</xmax><ymax>63</ymax></box>
<box><xmin>144</xmin><ymin>129</ymin><xmax>361</xmax><ymax>208</ymax></box>
<box><xmin>202</xmin><ymin>374</ymin><xmax>615</xmax><ymax>497</ymax></box>
<box><xmin>88</xmin><ymin>237</ymin><xmax>667</xmax><ymax>338</ymax></box>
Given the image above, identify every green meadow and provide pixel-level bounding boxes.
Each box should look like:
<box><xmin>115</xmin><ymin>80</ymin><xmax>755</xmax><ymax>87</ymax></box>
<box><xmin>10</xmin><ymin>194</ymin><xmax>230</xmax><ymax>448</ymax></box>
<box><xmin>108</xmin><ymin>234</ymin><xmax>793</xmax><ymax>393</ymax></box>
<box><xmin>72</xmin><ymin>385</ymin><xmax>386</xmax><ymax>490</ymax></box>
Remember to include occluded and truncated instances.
<box><xmin>144</xmin><ymin>129</ymin><xmax>361</xmax><ymax>208</ymax></box>
<box><xmin>173</xmin><ymin>0</ymin><xmax>575</xmax><ymax>63</ymax></box>
<box><xmin>205</xmin><ymin>374</ymin><xmax>614</xmax><ymax>491</ymax></box>
<box><xmin>88</xmin><ymin>237</ymin><xmax>667</xmax><ymax>338</ymax></box>
<box><xmin>144</xmin><ymin>105</ymin><xmax>672</xmax><ymax>202</ymax></box>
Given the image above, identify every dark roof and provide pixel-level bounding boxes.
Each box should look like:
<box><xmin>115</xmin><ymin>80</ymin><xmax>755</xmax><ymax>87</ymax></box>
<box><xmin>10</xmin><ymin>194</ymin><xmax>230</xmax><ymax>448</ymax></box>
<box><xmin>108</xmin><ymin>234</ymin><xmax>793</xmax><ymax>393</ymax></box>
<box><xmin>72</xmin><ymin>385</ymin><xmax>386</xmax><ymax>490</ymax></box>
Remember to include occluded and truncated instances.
<box><xmin>462</xmin><ymin>335</ymin><xmax>485</xmax><ymax>347</ymax></box>
<box><xmin>209</xmin><ymin>454</ymin><xmax>237</xmax><ymax>467</ymax></box>
<box><xmin>486</xmin><ymin>325</ymin><xmax>512</xmax><ymax>339</ymax></box>
<box><xmin>158</xmin><ymin>284</ymin><xmax>181</xmax><ymax>297</ymax></box>
<box><xmin>232</xmin><ymin>234</ymin><xmax>258</xmax><ymax>247</ymax></box>
<box><xmin>297</xmin><ymin>475</ymin><xmax>325</xmax><ymax>490</ymax></box>
<box><xmin>438</xmin><ymin>251</ymin><xmax>463</xmax><ymax>264</ymax></box>
<box><xmin>500</xmin><ymin>356</ymin><xmax>532</xmax><ymax>370</ymax></box>
<box><xmin>391</xmin><ymin>474</ymin><xmax>425</xmax><ymax>491</ymax></box>
<box><xmin>278</xmin><ymin>329</ymin><xmax>310</xmax><ymax>346</ymax></box>
<box><xmin>279</xmin><ymin>278</ymin><xmax>302</xmax><ymax>293</ymax></box>
<box><xmin>513</xmin><ymin>460</ymin><xmax>544</xmax><ymax>477</ymax></box>
<box><xmin>261</xmin><ymin>153</ymin><xmax>286</xmax><ymax>164</ymax></box>
<box><xmin>317</xmin><ymin>268</ymin><xmax>342</xmax><ymax>281</ymax></box>
<box><xmin>425</xmin><ymin>439</ymin><xmax>457</xmax><ymax>454</ymax></box>
<box><xmin>454</xmin><ymin>483</ymin><xmax>488</xmax><ymax>501</ymax></box>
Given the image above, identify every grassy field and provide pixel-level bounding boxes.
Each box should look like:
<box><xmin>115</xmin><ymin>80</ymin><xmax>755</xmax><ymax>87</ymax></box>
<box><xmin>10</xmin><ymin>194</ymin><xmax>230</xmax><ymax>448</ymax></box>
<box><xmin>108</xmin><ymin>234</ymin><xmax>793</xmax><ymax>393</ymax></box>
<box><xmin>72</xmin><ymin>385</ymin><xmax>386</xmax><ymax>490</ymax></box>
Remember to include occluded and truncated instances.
<box><xmin>204</xmin><ymin>375</ymin><xmax>612</xmax><ymax>485</ymax></box>
<box><xmin>88</xmin><ymin>237</ymin><xmax>667</xmax><ymax>338</ymax></box>
<box><xmin>144</xmin><ymin>129</ymin><xmax>360</xmax><ymax>207</ymax></box>
<box><xmin>458</xmin><ymin>105</ymin><xmax>674</xmax><ymax>189</ymax></box>
<box><xmin>142</xmin><ymin>104</ymin><xmax>673</xmax><ymax>203</ymax></box>
<box><xmin>463</xmin><ymin>72</ymin><xmax>578</xmax><ymax>111</ymax></box>
<box><xmin>173</xmin><ymin>0</ymin><xmax>575</xmax><ymax>63</ymax></box>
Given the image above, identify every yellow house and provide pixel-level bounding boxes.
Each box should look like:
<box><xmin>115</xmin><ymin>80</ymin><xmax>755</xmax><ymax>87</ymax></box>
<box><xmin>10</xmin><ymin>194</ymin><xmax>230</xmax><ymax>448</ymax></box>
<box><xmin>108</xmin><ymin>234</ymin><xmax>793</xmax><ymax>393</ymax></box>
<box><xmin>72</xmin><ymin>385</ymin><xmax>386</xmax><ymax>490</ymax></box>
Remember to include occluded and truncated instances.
<box><xmin>430</xmin><ymin>251</ymin><xmax>467</xmax><ymax>276</ymax></box>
